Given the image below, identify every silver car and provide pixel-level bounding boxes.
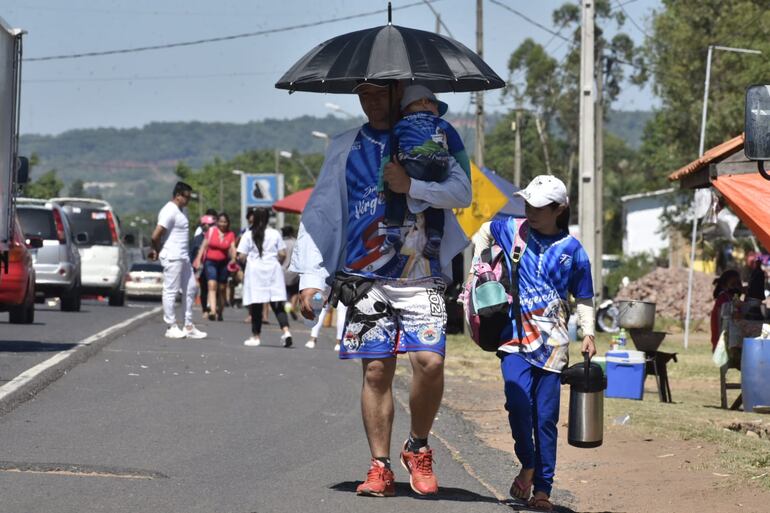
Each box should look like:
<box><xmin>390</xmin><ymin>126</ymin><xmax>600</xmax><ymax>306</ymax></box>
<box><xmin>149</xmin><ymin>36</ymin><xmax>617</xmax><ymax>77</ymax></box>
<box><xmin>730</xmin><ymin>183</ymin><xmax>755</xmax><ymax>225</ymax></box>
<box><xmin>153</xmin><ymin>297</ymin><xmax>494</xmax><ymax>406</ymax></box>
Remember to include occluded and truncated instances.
<box><xmin>52</xmin><ymin>198</ymin><xmax>130</xmax><ymax>306</ymax></box>
<box><xmin>16</xmin><ymin>198</ymin><xmax>83</xmax><ymax>312</ymax></box>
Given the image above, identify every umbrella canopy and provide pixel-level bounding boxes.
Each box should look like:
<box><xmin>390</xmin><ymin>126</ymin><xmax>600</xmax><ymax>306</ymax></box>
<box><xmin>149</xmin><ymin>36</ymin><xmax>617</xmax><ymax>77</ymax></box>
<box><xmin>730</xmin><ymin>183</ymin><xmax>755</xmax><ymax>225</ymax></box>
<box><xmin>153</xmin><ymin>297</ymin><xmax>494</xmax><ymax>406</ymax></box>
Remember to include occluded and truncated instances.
<box><xmin>272</xmin><ymin>187</ymin><xmax>313</xmax><ymax>214</ymax></box>
<box><xmin>275</xmin><ymin>23</ymin><xmax>504</xmax><ymax>94</ymax></box>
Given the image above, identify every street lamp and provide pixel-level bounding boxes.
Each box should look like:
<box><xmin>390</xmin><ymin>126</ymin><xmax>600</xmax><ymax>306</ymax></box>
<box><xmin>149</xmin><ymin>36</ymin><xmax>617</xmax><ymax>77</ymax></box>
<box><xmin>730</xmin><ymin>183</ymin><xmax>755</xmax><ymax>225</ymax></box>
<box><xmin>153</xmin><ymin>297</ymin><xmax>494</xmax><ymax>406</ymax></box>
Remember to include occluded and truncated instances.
<box><xmin>312</xmin><ymin>130</ymin><xmax>330</xmax><ymax>150</ymax></box>
<box><xmin>232</xmin><ymin>169</ymin><xmax>246</xmax><ymax>229</ymax></box>
<box><xmin>683</xmin><ymin>44</ymin><xmax>763</xmax><ymax>350</ymax></box>
<box><xmin>275</xmin><ymin>149</ymin><xmax>293</xmax><ymax>173</ymax></box>
<box><xmin>325</xmin><ymin>101</ymin><xmax>356</xmax><ymax>119</ymax></box>
<box><xmin>277</xmin><ymin>150</ymin><xmax>316</xmax><ymax>182</ymax></box>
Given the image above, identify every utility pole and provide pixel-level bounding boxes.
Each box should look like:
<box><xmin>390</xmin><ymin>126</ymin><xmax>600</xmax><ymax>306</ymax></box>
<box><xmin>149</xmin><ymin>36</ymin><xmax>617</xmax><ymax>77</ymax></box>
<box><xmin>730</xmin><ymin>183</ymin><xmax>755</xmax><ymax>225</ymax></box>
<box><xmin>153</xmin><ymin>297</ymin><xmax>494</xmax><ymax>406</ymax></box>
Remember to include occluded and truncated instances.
<box><xmin>595</xmin><ymin>52</ymin><xmax>605</xmax><ymax>299</ymax></box>
<box><xmin>475</xmin><ymin>0</ymin><xmax>485</xmax><ymax>167</ymax></box>
<box><xmin>435</xmin><ymin>13</ymin><xmax>441</xmax><ymax>34</ymax></box>
<box><xmin>513</xmin><ymin>107</ymin><xmax>522</xmax><ymax>187</ymax></box>
<box><xmin>578</xmin><ymin>0</ymin><xmax>598</xmax><ymax>297</ymax></box>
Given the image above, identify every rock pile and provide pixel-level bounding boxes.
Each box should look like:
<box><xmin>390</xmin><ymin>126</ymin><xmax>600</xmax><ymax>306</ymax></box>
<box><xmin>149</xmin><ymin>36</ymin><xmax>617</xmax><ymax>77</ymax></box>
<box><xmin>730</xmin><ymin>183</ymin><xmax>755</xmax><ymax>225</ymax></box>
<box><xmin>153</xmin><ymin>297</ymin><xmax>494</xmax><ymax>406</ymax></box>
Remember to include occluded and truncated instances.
<box><xmin>615</xmin><ymin>267</ymin><xmax>715</xmax><ymax>323</ymax></box>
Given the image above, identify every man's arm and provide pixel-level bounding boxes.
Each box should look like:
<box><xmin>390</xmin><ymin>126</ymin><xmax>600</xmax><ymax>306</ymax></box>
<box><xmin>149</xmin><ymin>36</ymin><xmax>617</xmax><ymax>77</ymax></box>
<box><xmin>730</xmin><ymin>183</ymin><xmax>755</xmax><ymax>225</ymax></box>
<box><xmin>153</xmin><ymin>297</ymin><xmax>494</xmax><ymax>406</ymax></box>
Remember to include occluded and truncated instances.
<box><xmin>293</xmin><ymin>223</ymin><xmax>330</xmax><ymax>320</ymax></box>
<box><xmin>383</xmin><ymin>157</ymin><xmax>471</xmax><ymax>210</ymax></box>
<box><xmin>147</xmin><ymin>224</ymin><xmax>166</xmax><ymax>261</ymax></box>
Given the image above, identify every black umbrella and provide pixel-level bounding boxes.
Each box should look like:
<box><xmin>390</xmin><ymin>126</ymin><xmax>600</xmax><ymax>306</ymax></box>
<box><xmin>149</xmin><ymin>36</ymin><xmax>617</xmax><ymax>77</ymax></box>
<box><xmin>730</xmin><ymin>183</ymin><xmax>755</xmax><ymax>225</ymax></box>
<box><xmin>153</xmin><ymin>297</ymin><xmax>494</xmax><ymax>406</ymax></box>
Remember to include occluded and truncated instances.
<box><xmin>275</xmin><ymin>4</ymin><xmax>504</xmax><ymax>94</ymax></box>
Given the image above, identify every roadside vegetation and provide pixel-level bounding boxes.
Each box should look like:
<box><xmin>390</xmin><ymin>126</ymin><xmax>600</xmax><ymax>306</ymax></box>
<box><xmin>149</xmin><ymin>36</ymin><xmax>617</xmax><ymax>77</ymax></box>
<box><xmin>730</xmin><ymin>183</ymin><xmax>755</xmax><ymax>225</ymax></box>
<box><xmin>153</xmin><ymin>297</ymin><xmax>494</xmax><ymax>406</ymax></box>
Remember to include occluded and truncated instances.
<box><xmin>443</xmin><ymin>329</ymin><xmax>770</xmax><ymax>491</ymax></box>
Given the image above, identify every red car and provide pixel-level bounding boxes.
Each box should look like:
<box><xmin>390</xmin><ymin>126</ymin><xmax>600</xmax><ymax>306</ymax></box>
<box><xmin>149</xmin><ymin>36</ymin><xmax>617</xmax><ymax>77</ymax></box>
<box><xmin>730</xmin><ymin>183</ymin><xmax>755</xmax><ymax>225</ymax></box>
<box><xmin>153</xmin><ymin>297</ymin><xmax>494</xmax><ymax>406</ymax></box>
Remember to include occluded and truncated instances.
<box><xmin>0</xmin><ymin>214</ymin><xmax>38</xmax><ymax>324</ymax></box>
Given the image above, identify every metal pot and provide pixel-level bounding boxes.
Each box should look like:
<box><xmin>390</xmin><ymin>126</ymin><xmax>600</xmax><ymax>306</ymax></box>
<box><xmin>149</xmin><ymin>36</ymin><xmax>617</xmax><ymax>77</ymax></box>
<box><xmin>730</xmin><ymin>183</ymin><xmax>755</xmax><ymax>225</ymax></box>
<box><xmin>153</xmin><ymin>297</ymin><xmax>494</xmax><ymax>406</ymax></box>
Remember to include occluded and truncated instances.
<box><xmin>617</xmin><ymin>300</ymin><xmax>656</xmax><ymax>330</ymax></box>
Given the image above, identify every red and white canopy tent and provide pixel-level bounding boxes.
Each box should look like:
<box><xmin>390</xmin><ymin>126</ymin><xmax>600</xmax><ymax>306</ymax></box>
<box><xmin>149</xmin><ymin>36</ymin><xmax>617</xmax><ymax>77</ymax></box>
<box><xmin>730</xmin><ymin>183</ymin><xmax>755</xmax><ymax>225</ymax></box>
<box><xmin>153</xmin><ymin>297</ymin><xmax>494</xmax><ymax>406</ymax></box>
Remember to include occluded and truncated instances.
<box><xmin>272</xmin><ymin>187</ymin><xmax>313</xmax><ymax>215</ymax></box>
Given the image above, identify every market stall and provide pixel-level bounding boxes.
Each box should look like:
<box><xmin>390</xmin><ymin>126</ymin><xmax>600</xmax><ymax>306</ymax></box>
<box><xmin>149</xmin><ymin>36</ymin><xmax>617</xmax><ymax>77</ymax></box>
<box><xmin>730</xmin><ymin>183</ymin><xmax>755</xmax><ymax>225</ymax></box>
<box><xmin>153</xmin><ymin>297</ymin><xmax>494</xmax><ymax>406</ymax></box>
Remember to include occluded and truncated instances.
<box><xmin>669</xmin><ymin>134</ymin><xmax>770</xmax><ymax>412</ymax></box>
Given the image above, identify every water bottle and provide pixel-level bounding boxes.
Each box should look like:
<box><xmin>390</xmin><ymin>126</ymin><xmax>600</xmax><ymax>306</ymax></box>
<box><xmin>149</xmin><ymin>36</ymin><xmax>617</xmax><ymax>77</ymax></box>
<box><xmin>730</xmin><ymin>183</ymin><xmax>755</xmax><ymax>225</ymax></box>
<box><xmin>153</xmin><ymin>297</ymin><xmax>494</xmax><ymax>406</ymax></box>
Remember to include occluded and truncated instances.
<box><xmin>477</xmin><ymin>270</ymin><xmax>496</xmax><ymax>283</ymax></box>
<box><xmin>303</xmin><ymin>292</ymin><xmax>325</xmax><ymax>327</ymax></box>
<box><xmin>617</xmin><ymin>328</ymin><xmax>627</xmax><ymax>348</ymax></box>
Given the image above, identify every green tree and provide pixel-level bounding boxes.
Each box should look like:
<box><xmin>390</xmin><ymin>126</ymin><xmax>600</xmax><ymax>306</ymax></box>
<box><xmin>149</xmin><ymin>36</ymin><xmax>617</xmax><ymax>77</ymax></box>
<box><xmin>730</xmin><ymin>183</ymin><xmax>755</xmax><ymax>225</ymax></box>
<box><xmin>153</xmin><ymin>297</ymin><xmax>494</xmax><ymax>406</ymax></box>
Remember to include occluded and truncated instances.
<box><xmin>640</xmin><ymin>0</ymin><xmax>770</xmax><ymax>175</ymax></box>
<box><xmin>176</xmin><ymin>149</ymin><xmax>323</xmax><ymax>232</ymax></box>
<box><xmin>24</xmin><ymin>169</ymin><xmax>64</xmax><ymax>199</ymax></box>
<box><xmin>499</xmin><ymin>1</ymin><xmax>644</xmax><ymax>185</ymax></box>
<box><xmin>486</xmin><ymin>0</ymin><xmax>645</xmax><ymax>248</ymax></box>
<box><xmin>68</xmin><ymin>178</ymin><xmax>85</xmax><ymax>197</ymax></box>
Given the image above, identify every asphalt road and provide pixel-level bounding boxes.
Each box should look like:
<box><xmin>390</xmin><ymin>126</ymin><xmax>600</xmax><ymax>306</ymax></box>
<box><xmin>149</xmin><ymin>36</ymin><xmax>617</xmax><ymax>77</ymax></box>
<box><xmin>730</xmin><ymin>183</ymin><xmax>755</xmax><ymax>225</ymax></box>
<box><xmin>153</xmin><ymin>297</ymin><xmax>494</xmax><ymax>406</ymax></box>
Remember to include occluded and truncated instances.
<box><xmin>0</xmin><ymin>304</ymin><xmax>518</xmax><ymax>513</ymax></box>
<box><xmin>0</xmin><ymin>298</ymin><xmax>158</xmax><ymax>387</ymax></box>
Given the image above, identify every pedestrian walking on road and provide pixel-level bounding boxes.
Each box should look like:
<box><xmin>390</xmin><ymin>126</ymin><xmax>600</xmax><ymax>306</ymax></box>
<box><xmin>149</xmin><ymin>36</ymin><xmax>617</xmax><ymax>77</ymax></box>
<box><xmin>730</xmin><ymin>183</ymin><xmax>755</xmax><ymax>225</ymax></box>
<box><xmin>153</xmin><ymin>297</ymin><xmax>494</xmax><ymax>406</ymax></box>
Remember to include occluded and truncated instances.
<box><xmin>470</xmin><ymin>175</ymin><xmax>596</xmax><ymax>511</ymax></box>
<box><xmin>193</xmin><ymin>212</ymin><xmax>237</xmax><ymax>322</ymax></box>
<box><xmin>191</xmin><ymin>214</ymin><xmax>216</xmax><ymax>316</ymax></box>
<box><xmin>291</xmin><ymin>81</ymin><xmax>471</xmax><ymax>498</ymax></box>
<box><xmin>237</xmin><ymin>207</ymin><xmax>293</xmax><ymax>348</ymax></box>
<box><xmin>148</xmin><ymin>181</ymin><xmax>207</xmax><ymax>340</ymax></box>
<box><xmin>305</xmin><ymin>302</ymin><xmax>347</xmax><ymax>350</ymax></box>
<box><xmin>281</xmin><ymin>225</ymin><xmax>300</xmax><ymax>320</ymax></box>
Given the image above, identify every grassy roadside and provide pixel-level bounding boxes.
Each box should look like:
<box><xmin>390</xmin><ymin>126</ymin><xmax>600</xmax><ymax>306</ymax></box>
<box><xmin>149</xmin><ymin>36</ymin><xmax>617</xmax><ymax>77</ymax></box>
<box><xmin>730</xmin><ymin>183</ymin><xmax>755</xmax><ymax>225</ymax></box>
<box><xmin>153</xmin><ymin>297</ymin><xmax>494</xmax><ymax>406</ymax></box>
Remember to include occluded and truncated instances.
<box><xmin>443</xmin><ymin>329</ymin><xmax>770</xmax><ymax>490</ymax></box>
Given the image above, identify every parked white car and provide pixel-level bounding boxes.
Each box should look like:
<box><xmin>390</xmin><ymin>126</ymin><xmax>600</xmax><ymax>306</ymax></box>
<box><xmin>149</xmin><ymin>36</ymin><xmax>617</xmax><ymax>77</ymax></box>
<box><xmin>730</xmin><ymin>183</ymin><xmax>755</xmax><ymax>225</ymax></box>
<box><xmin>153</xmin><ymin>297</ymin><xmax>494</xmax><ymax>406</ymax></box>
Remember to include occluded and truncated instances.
<box><xmin>52</xmin><ymin>198</ymin><xmax>130</xmax><ymax>306</ymax></box>
<box><xmin>124</xmin><ymin>262</ymin><xmax>163</xmax><ymax>299</ymax></box>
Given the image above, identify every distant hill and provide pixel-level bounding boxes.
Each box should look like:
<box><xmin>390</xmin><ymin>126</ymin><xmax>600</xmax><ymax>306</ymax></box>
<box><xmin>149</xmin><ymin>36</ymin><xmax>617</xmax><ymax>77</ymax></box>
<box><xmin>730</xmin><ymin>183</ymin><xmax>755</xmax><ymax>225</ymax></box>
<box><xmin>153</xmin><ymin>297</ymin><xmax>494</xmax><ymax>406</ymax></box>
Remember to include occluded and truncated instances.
<box><xmin>20</xmin><ymin>110</ymin><xmax>650</xmax><ymax>215</ymax></box>
<box><xmin>605</xmin><ymin>110</ymin><xmax>653</xmax><ymax>149</ymax></box>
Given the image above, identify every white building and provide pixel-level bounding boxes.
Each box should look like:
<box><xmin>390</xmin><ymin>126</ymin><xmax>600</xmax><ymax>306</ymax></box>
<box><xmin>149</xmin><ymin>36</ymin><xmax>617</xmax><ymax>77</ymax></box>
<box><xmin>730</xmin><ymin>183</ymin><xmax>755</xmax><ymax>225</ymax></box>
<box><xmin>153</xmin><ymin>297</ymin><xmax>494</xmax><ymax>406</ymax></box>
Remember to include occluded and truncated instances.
<box><xmin>621</xmin><ymin>188</ymin><xmax>676</xmax><ymax>257</ymax></box>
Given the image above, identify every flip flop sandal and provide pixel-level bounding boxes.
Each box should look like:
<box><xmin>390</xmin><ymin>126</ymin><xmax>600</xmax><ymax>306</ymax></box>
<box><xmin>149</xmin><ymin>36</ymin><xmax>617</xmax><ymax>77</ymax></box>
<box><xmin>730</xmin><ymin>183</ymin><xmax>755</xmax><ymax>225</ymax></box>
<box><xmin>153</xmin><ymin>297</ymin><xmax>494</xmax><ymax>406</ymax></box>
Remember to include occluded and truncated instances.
<box><xmin>528</xmin><ymin>495</ymin><xmax>553</xmax><ymax>511</ymax></box>
<box><xmin>509</xmin><ymin>476</ymin><xmax>533</xmax><ymax>500</ymax></box>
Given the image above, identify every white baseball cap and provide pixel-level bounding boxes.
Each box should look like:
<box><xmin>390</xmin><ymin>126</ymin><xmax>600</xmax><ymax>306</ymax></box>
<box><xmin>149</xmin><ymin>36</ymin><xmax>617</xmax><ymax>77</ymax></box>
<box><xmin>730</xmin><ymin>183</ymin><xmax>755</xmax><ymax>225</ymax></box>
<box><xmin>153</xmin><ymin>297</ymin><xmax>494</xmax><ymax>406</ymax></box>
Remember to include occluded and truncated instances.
<box><xmin>515</xmin><ymin>175</ymin><xmax>568</xmax><ymax>208</ymax></box>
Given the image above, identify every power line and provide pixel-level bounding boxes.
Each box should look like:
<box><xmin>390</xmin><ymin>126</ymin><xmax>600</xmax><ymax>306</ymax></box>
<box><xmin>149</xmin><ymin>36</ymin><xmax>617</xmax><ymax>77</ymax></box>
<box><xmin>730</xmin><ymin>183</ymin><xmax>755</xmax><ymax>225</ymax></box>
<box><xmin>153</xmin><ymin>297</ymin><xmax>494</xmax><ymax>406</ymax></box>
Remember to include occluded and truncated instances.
<box><xmin>24</xmin><ymin>1</ymin><xmax>434</xmax><ymax>63</ymax></box>
<box><xmin>8</xmin><ymin>3</ymin><xmax>267</xmax><ymax>17</ymax></box>
<box><xmin>421</xmin><ymin>0</ymin><xmax>455</xmax><ymax>39</ymax></box>
<box><xmin>488</xmin><ymin>0</ymin><xmax>569</xmax><ymax>42</ymax></box>
<box><xmin>23</xmin><ymin>70</ymin><xmax>278</xmax><ymax>84</ymax></box>
<box><xmin>615</xmin><ymin>0</ymin><xmax>650</xmax><ymax>38</ymax></box>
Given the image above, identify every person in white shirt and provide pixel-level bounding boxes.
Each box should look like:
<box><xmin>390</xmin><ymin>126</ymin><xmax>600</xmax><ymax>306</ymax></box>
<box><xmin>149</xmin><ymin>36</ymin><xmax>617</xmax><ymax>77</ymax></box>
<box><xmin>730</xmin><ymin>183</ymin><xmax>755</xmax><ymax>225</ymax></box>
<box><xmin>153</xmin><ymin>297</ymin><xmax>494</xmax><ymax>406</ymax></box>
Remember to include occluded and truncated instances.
<box><xmin>237</xmin><ymin>208</ymin><xmax>293</xmax><ymax>347</ymax></box>
<box><xmin>148</xmin><ymin>182</ymin><xmax>207</xmax><ymax>339</ymax></box>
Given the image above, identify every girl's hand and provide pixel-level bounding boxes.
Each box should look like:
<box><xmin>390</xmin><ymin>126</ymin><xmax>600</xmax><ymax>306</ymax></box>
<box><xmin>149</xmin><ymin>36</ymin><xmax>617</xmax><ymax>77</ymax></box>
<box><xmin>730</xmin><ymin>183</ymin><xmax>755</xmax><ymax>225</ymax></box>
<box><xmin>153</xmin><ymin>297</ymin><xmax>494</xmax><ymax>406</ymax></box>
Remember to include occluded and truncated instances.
<box><xmin>581</xmin><ymin>335</ymin><xmax>596</xmax><ymax>358</ymax></box>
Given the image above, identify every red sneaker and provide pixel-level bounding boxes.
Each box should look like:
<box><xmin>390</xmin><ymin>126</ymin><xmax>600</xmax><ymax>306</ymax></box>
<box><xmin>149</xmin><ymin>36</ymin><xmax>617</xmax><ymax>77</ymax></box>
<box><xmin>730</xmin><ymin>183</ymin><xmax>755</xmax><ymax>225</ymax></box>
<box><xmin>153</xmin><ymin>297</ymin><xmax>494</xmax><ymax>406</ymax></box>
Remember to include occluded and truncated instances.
<box><xmin>400</xmin><ymin>442</ymin><xmax>438</xmax><ymax>495</ymax></box>
<box><xmin>356</xmin><ymin>459</ymin><xmax>395</xmax><ymax>497</ymax></box>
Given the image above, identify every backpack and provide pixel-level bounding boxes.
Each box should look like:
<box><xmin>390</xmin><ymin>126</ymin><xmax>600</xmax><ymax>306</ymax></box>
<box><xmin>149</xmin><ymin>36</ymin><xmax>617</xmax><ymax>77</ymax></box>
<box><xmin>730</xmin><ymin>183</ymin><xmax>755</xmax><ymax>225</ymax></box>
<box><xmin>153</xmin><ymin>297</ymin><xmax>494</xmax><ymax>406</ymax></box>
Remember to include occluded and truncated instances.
<box><xmin>461</xmin><ymin>218</ymin><xmax>529</xmax><ymax>352</ymax></box>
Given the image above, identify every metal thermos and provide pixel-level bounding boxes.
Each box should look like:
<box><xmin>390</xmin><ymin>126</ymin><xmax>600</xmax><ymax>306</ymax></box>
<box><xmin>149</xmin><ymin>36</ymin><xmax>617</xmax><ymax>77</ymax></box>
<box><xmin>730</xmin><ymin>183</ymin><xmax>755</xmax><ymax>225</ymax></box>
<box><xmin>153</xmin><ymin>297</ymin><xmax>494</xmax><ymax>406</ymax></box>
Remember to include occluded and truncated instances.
<box><xmin>562</xmin><ymin>352</ymin><xmax>606</xmax><ymax>448</ymax></box>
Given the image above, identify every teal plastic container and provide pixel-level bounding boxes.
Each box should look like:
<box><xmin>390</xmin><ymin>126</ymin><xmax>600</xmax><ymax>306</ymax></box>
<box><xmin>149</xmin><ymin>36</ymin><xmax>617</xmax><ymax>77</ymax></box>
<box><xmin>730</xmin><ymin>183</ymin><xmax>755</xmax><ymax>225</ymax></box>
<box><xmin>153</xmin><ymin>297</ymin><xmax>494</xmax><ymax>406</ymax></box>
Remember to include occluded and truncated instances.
<box><xmin>741</xmin><ymin>338</ymin><xmax>770</xmax><ymax>413</ymax></box>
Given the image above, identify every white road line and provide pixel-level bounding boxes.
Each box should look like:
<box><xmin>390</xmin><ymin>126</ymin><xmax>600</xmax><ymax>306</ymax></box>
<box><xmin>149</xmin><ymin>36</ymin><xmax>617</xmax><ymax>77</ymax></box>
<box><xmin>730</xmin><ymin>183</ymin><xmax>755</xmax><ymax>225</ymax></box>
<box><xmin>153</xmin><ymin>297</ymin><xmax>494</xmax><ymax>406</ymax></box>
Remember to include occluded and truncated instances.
<box><xmin>0</xmin><ymin>306</ymin><xmax>161</xmax><ymax>402</ymax></box>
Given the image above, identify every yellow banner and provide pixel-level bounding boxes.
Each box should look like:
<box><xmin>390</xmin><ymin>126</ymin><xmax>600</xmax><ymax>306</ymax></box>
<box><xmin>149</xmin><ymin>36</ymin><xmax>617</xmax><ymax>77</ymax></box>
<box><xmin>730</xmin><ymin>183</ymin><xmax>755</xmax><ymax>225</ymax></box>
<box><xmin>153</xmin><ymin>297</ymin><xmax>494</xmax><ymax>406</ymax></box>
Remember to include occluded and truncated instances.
<box><xmin>455</xmin><ymin>161</ymin><xmax>509</xmax><ymax>237</ymax></box>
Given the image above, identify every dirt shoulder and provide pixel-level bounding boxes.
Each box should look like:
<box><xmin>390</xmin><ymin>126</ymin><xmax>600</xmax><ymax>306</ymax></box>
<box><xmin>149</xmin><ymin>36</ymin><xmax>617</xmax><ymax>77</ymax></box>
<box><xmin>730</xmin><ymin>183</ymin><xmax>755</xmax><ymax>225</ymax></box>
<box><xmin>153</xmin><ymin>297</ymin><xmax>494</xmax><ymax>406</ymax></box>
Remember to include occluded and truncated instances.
<box><xmin>444</xmin><ymin>332</ymin><xmax>770</xmax><ymax>513</ymax></box>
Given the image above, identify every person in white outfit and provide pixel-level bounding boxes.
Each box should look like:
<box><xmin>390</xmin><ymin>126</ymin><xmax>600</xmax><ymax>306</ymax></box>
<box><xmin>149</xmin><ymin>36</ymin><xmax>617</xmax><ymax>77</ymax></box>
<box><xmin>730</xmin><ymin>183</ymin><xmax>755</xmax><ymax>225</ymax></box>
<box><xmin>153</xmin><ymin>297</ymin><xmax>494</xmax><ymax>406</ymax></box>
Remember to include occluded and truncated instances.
<box><xmin>148</xmin><ymin>182</ymin><xmax>207</xmax><ymax>339</ymax></box>
<box><xmin>236</xmin><ymin>208</ymin><xmax>293</xmax><ymax>347</ymax></box>
<box><xmin>305</xmin><ymin>303</ymin><xmax>347</xmax><ymax>351</ymax></box>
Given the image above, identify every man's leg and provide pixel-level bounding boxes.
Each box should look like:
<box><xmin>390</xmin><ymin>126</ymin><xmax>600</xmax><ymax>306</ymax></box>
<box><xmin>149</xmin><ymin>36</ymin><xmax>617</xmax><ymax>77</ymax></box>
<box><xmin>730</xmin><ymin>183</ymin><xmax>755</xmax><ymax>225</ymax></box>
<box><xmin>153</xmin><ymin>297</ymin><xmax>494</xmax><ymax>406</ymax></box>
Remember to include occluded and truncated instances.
<box><xmin>388</xmin><ymin>279</ymin><xmax>446</xmax><ymax>495</ymax></box>
<box><xmin>407</xmin><ymin>350</ymin><xmax>444</xmax><ymax>439</ymax></box>
<box><xmin>161</xmin><ymin>258</ymin><xmax>182</xmax><ymax>326</ymax></box>
<box><xmin>180</xmin><ymin>260</ymin><xmax>197</xmax><ymax>328</ymax></box>
<box><xmin>356</xmin><ymin>357</ymin><xmax>397</xmax><ymax>497</ymax></box>
<box><xmin>361</xmin><ymin>357</ymin><xmax>397</xmax><ymax>459</ymax></box>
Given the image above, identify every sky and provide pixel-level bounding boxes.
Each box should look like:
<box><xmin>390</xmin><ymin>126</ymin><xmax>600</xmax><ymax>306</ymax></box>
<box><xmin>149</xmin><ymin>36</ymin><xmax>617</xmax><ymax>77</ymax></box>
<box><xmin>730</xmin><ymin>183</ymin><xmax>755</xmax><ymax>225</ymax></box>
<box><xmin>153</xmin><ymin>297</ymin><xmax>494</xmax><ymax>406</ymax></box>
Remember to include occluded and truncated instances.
<box><xmin>3</xmin><ymin>0</ymin><xmax>661</xmax><ymax>135</ymax></box>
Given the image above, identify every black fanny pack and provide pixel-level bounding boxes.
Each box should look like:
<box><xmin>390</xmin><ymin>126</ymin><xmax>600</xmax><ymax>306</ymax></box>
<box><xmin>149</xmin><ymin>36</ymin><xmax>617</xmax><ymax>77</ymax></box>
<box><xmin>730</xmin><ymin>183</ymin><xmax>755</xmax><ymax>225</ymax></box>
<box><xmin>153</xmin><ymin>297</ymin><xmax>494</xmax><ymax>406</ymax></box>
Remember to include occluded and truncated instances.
<box><xmin>329</xmin><ymin>272</ymin><xmax>375</xmax><ymax>307</ymax></box>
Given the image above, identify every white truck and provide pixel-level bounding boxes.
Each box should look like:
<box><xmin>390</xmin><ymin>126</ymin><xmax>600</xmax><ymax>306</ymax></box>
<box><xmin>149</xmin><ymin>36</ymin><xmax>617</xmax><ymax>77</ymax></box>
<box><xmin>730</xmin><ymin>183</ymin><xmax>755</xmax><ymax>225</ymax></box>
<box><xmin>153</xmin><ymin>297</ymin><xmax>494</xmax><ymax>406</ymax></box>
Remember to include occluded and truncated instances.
<box><xmin>0</xmin><ymin>16</ymin><xmax>25</xmax><ymax>277</ymax></box>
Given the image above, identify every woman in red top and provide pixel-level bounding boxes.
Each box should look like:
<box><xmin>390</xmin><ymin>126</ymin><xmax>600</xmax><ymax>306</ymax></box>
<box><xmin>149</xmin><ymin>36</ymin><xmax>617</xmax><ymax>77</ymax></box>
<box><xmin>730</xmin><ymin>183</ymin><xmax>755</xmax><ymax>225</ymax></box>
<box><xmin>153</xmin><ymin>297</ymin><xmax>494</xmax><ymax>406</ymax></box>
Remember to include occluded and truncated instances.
<box><xmin>710</xmin><ymin>269</ymin><xmax>742</xmax><ymax>352</ymax></box>
<box><xmin>194</xmin><ymin>213</ymin><xmax>237</xmax><ymax>321</ymax></box>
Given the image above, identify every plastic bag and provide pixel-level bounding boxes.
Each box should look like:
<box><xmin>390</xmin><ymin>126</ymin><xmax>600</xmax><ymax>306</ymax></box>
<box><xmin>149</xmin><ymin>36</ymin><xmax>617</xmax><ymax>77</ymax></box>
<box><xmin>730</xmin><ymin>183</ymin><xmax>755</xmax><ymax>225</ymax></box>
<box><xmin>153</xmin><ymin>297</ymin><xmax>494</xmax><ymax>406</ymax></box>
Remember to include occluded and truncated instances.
<box><xmin>713</xmin><ymin>331</ymin><xmax>729</xmax><ymax>367</ymax></box>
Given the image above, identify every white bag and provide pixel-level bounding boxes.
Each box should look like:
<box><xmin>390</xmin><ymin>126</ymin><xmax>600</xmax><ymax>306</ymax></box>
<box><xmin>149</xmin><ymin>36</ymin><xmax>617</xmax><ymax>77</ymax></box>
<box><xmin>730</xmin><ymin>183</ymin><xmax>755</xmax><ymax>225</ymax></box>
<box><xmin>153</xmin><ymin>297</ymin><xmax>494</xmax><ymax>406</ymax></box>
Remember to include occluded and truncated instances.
<box><xmin>712</xmin><ymin>331</ymin><xmax>729</xmax><ymax>367</ymax></box>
